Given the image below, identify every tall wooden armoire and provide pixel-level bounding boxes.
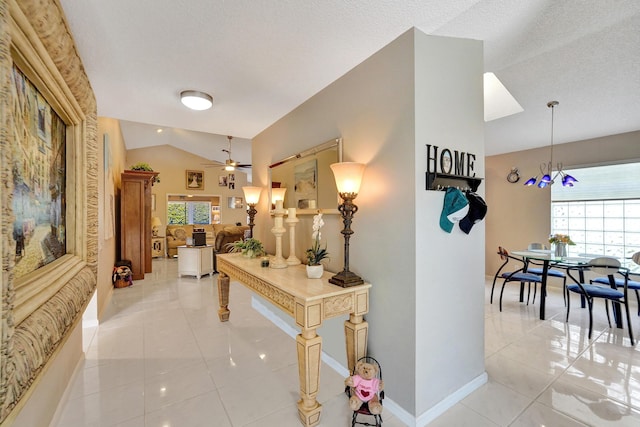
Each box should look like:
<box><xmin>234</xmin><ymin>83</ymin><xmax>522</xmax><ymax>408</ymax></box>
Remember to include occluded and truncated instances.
<box><xmin>120</xmin><ymin>170</ymin><xmax>158</xmax><ymax>280</ymax></box>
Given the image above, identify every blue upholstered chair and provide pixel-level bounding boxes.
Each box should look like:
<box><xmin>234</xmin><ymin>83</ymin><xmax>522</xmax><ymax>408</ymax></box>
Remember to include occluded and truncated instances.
<box><xmin>491</xmin><ymin>247</ymin><xmax>543</xmax><ymax>311</ymax></box>
<box><xmin>591</xmin><ymin>251</ymin><xmax>640</xmax><ymax>315</ymax></box>
<box><xmin>566</xmin><ymin>257</ymin><xmax>634</xmax><ymax>345</ymax></box>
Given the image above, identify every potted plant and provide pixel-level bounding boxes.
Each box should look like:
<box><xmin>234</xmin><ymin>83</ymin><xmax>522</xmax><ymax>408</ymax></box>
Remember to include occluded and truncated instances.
<box><xmin>130</xmin><ymin>162</ymin><xmax>160</xmax><ymax>184</ymax></box>
<box><xmin>226</xmin><ymin>238</ymin><xmax>264</xmax><ymax>258</ymax></box>
<box><xmin>305</xmin><ymin>213</ymin><xmax>329</xmax><ymax>278</ymax></box>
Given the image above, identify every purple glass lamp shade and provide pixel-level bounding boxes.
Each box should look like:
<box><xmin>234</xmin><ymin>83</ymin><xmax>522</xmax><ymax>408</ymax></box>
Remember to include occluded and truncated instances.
<box><xmin>537</xmin><ymin>180</ymin><xmax>548</xmax><ymax>188</ymax></box>
<box><xmin>540</xmin><ymin>173</ymin><xmax>552</xmax><ymax>183</ymax></box>
<box><xmin>524</xmin><ymin>176</ymin><xmax>538</xmax><ymax>186</ymax></box>
<box><xmin>562</xmin><ymin>174</ymin><xmax>578</xmax><ymax>186</ymax></box>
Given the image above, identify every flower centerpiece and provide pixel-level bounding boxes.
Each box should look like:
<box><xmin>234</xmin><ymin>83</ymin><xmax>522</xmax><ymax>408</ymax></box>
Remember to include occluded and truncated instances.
<box><xmin>548</xmin><ymin>234</ymin><xmax>575</xmax><ymax>245</ymax></box>
<box><xmin>305</xmin><ymin>213</ymin><xmax>329</xmax><ymax>278</ymax></box>
<box><xmin>549</xmin><ymin>233</ymin><xmax>574</xmax><ymax>257</ymax></box>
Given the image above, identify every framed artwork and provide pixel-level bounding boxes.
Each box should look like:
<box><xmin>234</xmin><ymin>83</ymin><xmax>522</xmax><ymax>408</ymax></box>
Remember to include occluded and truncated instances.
<box><xmin>218</xmin><ymin>175</ymin><xmax>228</xmax><ymax>187</ymax></box>
<box><xmin>229</xmin><ymin>182</ymin><xmax>235</xmax><ymax>190</ymax></box>
<box><xmin>186</xmin><ymin>170</ymin><xmax>204</xmax><ymax>190</ymax></box>
<box><xmin>294</xmin><ymin>159</ymin><xmax>318</xmax><ymax>209</ymax></box>
<box><xmin>1</xmin><ymin>3</ymin><xmax>98</xmax><ymax>422</ymax></box>
<box><xmin>228</xmin><ymin>173</ymin><xmax>235</xmax><ymax>182</ymax></box>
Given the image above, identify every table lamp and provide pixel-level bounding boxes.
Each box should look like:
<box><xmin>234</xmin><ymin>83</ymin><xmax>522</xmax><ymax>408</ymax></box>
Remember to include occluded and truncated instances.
<box><xmin>151</xmin><ymin>216</ymin><xmax>162</xmax><ymax>237</ymax></box>
<box><xmin>242</xmin><ymin>186</ymin><xmax>262</xmax><ymax>238</ymax></box>
<box><xmin>329</xmin><ymin>162</ymin><xmax>366</xmax><ymax>287</ymax></box>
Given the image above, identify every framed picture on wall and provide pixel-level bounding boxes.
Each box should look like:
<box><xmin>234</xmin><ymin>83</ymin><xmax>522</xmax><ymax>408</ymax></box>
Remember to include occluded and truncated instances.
<box><xmin>186</xmin><ymin>170</ymin><xmax>204</xmax><ymax>190</ymax></box>
<box><xmin>218</xmin><ymin>175</ymin><xmax>228</xmax><ymax>187</ymax></box>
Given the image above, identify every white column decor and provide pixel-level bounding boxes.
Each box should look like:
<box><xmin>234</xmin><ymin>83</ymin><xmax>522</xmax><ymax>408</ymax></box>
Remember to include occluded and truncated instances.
<box><xmin>286</xmin><ymin>208</ymin><xmax>301</xmax><ymax>265</ymax></box>
<box><xmin>271</xmin><ymin>200</ymin><xmax>288</xmax><ymax>268</ymax></box>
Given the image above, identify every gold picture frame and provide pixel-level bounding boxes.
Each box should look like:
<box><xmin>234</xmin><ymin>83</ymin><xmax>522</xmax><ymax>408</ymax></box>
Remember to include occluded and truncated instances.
<box><xmin>186</xmin><ymin>170</ymin><xmax>204</xmax><ymax>190</ymax></box>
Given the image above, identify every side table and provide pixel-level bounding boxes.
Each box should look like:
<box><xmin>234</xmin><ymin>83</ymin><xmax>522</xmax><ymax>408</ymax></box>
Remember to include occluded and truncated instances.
<box><xmin>177</xmin><ymin>245</ymin><xmax>214</xmax><ymax>278</ymax></box>
<box><xmin>152</xmin><ymin>236</ymin><xmax>165</xmax><ymax>258</ymax></box>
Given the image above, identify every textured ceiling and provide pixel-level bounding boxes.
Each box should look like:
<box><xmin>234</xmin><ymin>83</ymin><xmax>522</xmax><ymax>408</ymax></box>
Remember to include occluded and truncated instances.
<box><xmin>58</xmin><ymin>0</ymin><xmax>640</xmax><ymax>166</ymax></box>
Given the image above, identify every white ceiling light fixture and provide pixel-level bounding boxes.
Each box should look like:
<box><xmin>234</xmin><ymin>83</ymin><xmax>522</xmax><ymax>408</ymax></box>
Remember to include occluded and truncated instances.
<box><xmin>180</xmin><ymin>90</ymin><xmax>213</xmax><ymax>111</ymax></box>
<box><xmin>483</xmin><ymin>72</ymin><xmax>523</xmax><ymax>122</ymax></box>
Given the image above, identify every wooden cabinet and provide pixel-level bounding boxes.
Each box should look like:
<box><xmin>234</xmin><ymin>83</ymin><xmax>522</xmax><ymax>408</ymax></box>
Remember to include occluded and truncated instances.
<box><xmin>178</xmin><ymin>245</ymin><xmax>214</xmax><ymax>278</ymax></box>
<box><xmin>120</xmin><ymin>170</ymin><xmax>158</xmax><ymax>280</ymax></box>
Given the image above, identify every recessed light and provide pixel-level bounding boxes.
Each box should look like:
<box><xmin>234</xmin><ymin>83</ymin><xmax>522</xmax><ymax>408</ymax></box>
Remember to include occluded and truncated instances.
<box><xmin>156</xmin><ymin>128</ymin><xmax>163</xmax><ymax>133</ymax></box>
<box><xmin>180</xmin><ymin>90</ymin><xmax>213</xmax><ymax>110</ymax></box>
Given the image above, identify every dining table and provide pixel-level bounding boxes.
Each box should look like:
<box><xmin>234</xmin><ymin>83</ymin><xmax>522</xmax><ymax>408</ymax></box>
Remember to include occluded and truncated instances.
<box><xmin>511</xmin><ymin>250</ymin><xmax>593</xmax><ymax>321</ymax></box>
<box><xmin>512</xmin><ymin>250</ymin><xmax>639</xmax><ymax>324</ymax></box>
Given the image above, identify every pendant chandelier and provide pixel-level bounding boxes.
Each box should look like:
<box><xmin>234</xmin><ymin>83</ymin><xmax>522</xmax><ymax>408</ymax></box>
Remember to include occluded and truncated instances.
<box><xmin>524</xmin><ymin>101</ymin><xmax>578</xmax><ymax>188</ymax></box>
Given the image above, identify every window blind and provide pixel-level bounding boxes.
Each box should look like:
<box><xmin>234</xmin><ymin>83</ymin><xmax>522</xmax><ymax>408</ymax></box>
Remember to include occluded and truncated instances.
<box><xmin>551</xmin><ymin>163</ymin><xmax>640</xmax><ymax>201</ymax></box>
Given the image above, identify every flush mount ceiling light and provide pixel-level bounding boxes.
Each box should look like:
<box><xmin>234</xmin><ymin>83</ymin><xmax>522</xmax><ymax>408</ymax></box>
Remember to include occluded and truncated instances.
<box><xmin>180</xmin><ymin>90</ymin><xmax>213</xmax><ymax>111</ymax></box>
<box><xmin>524</xmin><ymin>101</ymin><xmax>578</xmax><ymax>188</ymax></box>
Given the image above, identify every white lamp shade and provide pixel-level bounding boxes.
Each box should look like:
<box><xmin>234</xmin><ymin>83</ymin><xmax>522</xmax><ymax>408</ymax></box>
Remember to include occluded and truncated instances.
<box><xmin>180</xmin><ymin>90</ymin><xmax>213</xmax><ymax>110</ymax></box>
<box><xmin>271</xmin><ymin>187</ymin><xmax>287</xmax><ymax>204</ymax></box>
<box><xmin>242</xmin><ymin>186</ymin><xmax>262</xmax><ymax>205</ymax></box>
<box><xmin>330</xmin><ymin>162</ymin><xmax>366</xmax><ymax>194</ymax></box>
<box><xmin>151</xmin><ymin>217</ymin><xmax>162</xmax><ymax>227</ymax></box>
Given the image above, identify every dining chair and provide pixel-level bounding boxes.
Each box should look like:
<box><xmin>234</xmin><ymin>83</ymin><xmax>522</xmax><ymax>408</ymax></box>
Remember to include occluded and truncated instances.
<box><xmin>491</xmin><ymin>247</ymin><xmax>543</xmax><ymax>311</ymax></box>
<box><xmin>591</xmin><ymin>251</ymin><xmax>640</xmax><ymax>315</ymax></box>
<box><xmin>566</xmin><ymin>257</ymin><xmax>635</xmax><ymax>345</ymax></box>
<box><xmin>525</xmin><ymin>243</ymin><xmax>568</xmax><ymax>305</ymax></box>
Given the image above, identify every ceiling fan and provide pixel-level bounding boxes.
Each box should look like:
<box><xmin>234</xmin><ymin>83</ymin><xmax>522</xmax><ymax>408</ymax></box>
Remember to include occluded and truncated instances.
<box><xmin>203</xmin><ymin>136</ymin><xmax>251</xmax><ymax>171</ymax></box>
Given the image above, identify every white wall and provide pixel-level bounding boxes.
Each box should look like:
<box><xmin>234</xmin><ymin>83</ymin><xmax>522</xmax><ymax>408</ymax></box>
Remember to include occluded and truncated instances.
<box><xmin>252</xmin><ymin>28</ymin><xmax>485</xmax><ymax>420</ymax></box>
<box><xmin>414</xmin><ymin>31</ymin><xmax>485</xmax><ymax>416</ymax></box>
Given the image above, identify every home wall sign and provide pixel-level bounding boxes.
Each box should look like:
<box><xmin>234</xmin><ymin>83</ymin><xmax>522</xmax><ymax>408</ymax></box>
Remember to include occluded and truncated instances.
<box><xmin>425</xmin><ymin>144</ymin><xmax>483</xmax><ymax>192</ymax></box>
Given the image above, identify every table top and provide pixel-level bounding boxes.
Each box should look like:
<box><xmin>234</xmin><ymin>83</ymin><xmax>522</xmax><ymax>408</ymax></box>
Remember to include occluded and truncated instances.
<box><xmin>512</xmin><ymin>250</ymin><xmax>639</xmax><ymax>274</ymax></box>
<box><xmin>217</xmin><ymin>253</ymin><xmax>371</xmax><ymax>302</ymax></box>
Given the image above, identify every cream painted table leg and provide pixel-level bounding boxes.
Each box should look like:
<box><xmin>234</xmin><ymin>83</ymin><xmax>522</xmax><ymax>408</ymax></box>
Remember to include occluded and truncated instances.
<box><xmin>344</xmin><ymin>314</ymin><xmax>368</xmax><ymax>373</ymax></box>
<box><xmin>217</xmin><ymin>272</ymin><xmax>230</xmax><ymax>322</ymax></box>
<box><xmin>296</xmin><ymin>328</ymin><xmax>322</xmax><ymax>427</ymax></box>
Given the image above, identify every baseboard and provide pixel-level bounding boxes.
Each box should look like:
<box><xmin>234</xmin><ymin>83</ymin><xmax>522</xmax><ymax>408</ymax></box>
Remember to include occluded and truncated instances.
<box><xmin>414</xmin><ymin>372</ymin><xmax>488</xmax><ymax>426</ymax></box>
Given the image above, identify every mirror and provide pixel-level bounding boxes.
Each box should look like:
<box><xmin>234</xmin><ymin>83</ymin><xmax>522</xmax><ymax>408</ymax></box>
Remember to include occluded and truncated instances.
<box><xmin>269</xmin><ymin>137</ymin><xmax>342</xmax><ymax>215</ymax></box>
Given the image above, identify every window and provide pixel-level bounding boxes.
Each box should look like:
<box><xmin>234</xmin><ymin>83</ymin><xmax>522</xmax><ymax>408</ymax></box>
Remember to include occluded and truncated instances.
<box><xmin>168</xmin><ymin>201</ymin><xmax>211</xmax><ymax>225</ymax></box>
<box><xmin>551</xmin><ymin>163</ymin><xmax>640</xmax><ymax>259</ymax></box>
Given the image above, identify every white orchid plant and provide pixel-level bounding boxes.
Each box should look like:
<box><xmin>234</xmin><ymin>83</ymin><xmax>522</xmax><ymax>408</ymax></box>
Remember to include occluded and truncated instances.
<box><xmin>305</xmin><ymin>213</ymin><xmax>329</xmax><ymax>266</ymax></box>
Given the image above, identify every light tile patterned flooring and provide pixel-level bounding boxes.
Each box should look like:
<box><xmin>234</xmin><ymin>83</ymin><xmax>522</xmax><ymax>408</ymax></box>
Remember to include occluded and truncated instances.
<box><xmin>53</xmin><ymin>259</ymin><xmax>640</xmax><ymax>426</ymax></box>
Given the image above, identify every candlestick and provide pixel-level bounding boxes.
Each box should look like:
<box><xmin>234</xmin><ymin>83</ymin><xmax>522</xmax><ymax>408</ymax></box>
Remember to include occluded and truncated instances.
<box><xmin>285</xmin><ymin>214</ymin><xmax>301</xmax><ymax>266</ymax></box>
<box><xmin>270</xmin><ymin>204</ymin><xmax>288</xmax><ymax>269</ymax></box>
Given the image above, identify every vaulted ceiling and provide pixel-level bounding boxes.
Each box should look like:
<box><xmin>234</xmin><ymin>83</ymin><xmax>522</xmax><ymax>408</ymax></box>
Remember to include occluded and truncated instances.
<box><xmin>59</xmin><ymin>1</ymin><xmax>640</xmax><ymax>167</ymax></box>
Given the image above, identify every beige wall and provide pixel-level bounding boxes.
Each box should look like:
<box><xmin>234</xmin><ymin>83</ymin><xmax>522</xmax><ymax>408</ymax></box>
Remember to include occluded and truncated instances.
<box><xmin>125</xmin><ymin>145</ymin><xmax>249</xmax><ymax>228</ymax></box>
<box><xmin>485</xmin><ymin>130</ymin><xmax>640</xmax><ymax>276</ymax></box>
<box><xmin>96</xmin><ymin>118</ymin><xmax>127</xmax><ymax>319</ymax></box>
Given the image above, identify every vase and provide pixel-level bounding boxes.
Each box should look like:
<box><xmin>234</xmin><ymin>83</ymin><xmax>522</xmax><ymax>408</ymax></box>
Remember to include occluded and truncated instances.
<box><xmin>306</xmin><ymin>264</ymin><xmax>324</xmax><ymax>279</ymax></box>
<box><xmin>554</xmin><ymin>243</ymin><xmax>567</xmax><ymax>257</ymax></box>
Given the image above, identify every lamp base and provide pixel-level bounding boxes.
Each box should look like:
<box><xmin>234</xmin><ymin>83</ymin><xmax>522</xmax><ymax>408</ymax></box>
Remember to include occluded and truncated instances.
<box><xmin>329</xmin><ymin>270</ymin><xmax>364</xmax><ymax>287</ymax></box>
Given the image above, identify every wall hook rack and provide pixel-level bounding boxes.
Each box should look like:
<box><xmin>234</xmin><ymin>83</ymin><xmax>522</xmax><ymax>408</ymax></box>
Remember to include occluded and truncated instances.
<box><xmin>426</xmin><ymin>172</ymin><xmax>483</xmax><ymax>192</ymax></box>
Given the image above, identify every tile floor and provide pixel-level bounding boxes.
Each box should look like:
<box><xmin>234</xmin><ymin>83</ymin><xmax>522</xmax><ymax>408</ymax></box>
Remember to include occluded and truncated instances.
<box><xmin>53</xmin><ymin>259</ymin><xmax>640</xmax><ymax>426</ymax></box>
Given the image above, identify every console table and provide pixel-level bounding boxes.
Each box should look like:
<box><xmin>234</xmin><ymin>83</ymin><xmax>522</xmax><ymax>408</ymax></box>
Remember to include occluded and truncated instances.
<box><xmin>216</xmin><ymin>253</ymin><xmax>371</xmax><ymax>427</ymax></box>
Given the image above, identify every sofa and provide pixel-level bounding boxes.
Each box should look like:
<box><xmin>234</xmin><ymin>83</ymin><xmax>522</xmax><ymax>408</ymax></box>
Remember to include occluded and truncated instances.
<box><xmin>165</xmin><ymin>223</ymin><xmax>249</xmax><ymax>258</ymax></box>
